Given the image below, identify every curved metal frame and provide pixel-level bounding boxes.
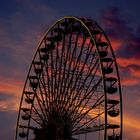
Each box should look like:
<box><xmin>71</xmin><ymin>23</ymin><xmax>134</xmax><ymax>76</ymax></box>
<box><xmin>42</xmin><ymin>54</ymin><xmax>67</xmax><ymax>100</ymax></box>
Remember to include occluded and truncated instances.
<box><xmin>15</xmin><ymin>16</ymin><xmax>122</xmax><ymax>140</ymax></box>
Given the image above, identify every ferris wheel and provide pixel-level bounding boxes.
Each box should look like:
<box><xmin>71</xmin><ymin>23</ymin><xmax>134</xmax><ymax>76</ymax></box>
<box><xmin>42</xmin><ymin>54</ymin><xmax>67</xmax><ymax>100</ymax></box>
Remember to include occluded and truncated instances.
<box><xmin>15</xmin><ymin>16</ymin><xmax>122</xmax><ymax>140</ymax></box>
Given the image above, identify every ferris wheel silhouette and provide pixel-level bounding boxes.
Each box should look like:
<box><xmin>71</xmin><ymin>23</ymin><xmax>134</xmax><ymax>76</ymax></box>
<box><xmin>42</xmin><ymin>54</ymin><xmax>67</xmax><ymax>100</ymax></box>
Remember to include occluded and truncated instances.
<box><xmin>15</xmin><ymin>16</ymin><xmax>122</xmax><ymax>140</ymax></box>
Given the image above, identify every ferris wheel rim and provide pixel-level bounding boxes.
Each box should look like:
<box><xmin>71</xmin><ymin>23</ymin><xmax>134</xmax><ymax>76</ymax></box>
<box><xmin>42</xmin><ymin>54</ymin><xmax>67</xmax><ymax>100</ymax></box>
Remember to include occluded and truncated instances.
<box><xmin>15</xmin><ymin>16</ymin><xmax>122</xmax><ymax>140</ymax></box>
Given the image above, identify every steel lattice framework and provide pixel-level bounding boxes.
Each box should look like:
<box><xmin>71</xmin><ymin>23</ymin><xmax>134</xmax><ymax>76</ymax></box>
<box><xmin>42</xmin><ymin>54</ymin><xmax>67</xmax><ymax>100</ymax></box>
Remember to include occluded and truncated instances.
<box><xmin>15</xmin><ymin>16</ymin><xmax>123</xmax><ymax>140</ymax></box>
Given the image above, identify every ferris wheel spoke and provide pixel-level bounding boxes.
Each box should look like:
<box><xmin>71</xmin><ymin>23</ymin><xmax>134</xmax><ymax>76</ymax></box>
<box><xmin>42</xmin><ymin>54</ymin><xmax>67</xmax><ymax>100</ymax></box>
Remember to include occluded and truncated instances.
<box><xmin>68</xmin><ymin>70</ymin><xmax>101</xmax><ymax>121</ymax></box>
<box><xmin>72</xmin><ymin>94</ymin><xmax>104</xmax><ymax>129</ymax></box>
<box><xmin>60</xmin><ymin>38</ymin><xmax>86</xmax><ymax>111</ymax></box>
<box><xmin>50</xmin><ymin>52</ymin><xmax>55</xmax><ymax>103</ymax></box>
<box><xmin>38</xmin><ymin>78</ymin><xmax>51</xmax><ymax>118</ymax></box>
<box><xmin>41</xmin><ymin>38</ymin><xmax>53</xmax><ymax>106</ymax></box>
<box><xmin>63</xmin><ymin>43</ymin><xmax>96</xmax><ymax>110</ymax></box>
<box><xmin>70</xmin><ymin>77</ymin><xmax>103</xmax><ymax>123</ymax></box>
<box><xmin>74</xmin><ymin>78</ymin><xmax>102</xmax><ymax>115</ymax></box>
<box><xmin>71</xmin><ymin>77</ymin><xmax>102</xmax><ymax>121</ymax></box>
<box><xmin>72</xmin><ymin>111</ymin><xmax>105</xmax><ymax>134</ymax></box>
<box><xmin>40</xmin><ymin>73</ymin><xmax>50</xmax><ymax>105</ymax></box>
<box><xmin>65</xmin><ymin>39</ymin><xmax>94</xmax><ymax>97</ymax></box>
<box><xmin>32</xmin><ymin>92</ymin><xmax>48</xmax><ymax>123</ymax></box>
<box><xmin>67</xmin><ymin>58</ymin><xmax>100</xmax><ymax>113</ymax></box>
<box><xmin>59</xmin><ymin>36</ymin><xmax>85</xmax><ymax>114</ymax></box>
<box><xmin>72</xmin><ymin>61</ymin><xmax>100</xmax><ymax>104</ymax></box>
<box><xmin>46</xmin><ymin>31</ymin><xmax>56</xmax><ymax>103</ymax></box>
<box><xmin>60</xmin><ymin>33</ymin><xmax>81</xmax><ymax>109</ymax></box>
<box><xmin>55</xmin><ymin>29</ymin><xmax>68</xmax><ymax>107</ymax></box>
<box><xmin>29</xmin><ymin>106</ymin><xmax>47</xmax><ymax>126</ymax></box>
<box><xmin>57</xmin><ymin>30</ymin><xmax>73</xmax><ymax>109</ymax></box>
<box><xmin>53</xmin><ymin>27</ymin><xmax>62</xmax><ymax>107</ymax></box>
<box><xmin>37</xmin><ymin>76</ymin><xmax>47</xmax><ymax>101</ymax></box>
<box><xmin>44</xmin><ymin>62</ymin><xmax>52</xmax><ymax>105</ymax></box>
<box><xmin>32</xmin><ymin>98</ymin><xmax>46</xmax><ymax>121</ymax></box>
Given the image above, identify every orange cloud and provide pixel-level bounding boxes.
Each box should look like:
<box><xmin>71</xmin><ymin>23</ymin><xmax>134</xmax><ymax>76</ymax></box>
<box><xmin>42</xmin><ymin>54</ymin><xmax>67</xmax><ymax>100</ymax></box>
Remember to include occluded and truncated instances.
<box><xmin>116</xmin><ymin>56</ymin><xmax>140</xmax><ymax>84</ymax></box>
<box><xmin>0</xmin><ymin>76</ymin><xmax>23</xmax><ymax>111</ymax></box>
<box><xmin>110</xmin><ymin>37</ymin><xmax>124</xmax><ymax>51</ymax></box>
<box><xmin>0</xmin><ymin>76</ymin><xmax>23</xmax><ymax>95</ymax></box>
<box><xmin>129</xmin><ymin>67</ymin><xmax>140</xmax><ymax>78</ymax></box>
<box><xmin>123</xmin><ymin>114</ymin><xmax>140</xmax><ymax>130</ymax></box>
<box><xmin>117</xmin><ymin>57</ymin><xmax>140</xmax><ymax>67</ymax></box>
<box><xmin>108</xmin><ymin>113</ymin><xmax>140</xmax><ymax>140</ymax></box>
<box><xmin>121</xmin><ymin>77</ymin><xmax>140</xmax><ymax>86</ymax></box>
<box><xmin>88</xmin><ymin>106</ymin><xmax>140</xmax><ymax>140</ymax></box>
<box><xmin>123</xmin><ymin>114</ymin><xmax>140</xmax><ymax>140</ymax></box>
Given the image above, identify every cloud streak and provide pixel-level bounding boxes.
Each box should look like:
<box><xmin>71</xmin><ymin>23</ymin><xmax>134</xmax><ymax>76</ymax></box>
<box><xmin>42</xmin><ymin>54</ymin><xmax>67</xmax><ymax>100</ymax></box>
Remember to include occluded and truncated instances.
<box><xmin>0</xmin><ymin>76</ymin><xmax>24</xmax><ymax>111</ymax></box>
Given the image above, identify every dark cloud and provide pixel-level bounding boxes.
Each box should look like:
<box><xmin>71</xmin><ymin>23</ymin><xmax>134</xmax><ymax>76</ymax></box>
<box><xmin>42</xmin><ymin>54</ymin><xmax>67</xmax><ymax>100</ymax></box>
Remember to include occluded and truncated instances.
<box><xmin>127</xmin><ymin>64</ymin><xmax>140</xmax><ymax>70</ymax></box>
<box><xmin>0</xmin><ymin>111</ymin><xmax>17</xmax><ymax>139</ymax></box>
<box><xmin>101</xmin><ymin>7</ymin><xmax>131</xmax><ymax>38</ymax></box>
<box><xmin>0</xmin><ymin>92</ymin><xmax>15</xmax><ymax>101</ymax></box>
<box><xmin>0</xmin><ymin>0</ymin><xmax>59</xmax><ymax>80</ymax></box>
<box><xmin>99</xmin><ymin>7</ymin><xmax>140</xmax><ymax>88</ymax></box>
<box><xmin>100</xmin><ymin>7</ymin><xmax>140</xmax><ymax>59</ymax></box>
<box><xmin>126</xmin><ymin>37</ymin><xmax>140</xmax><ymax>58</ymax></box>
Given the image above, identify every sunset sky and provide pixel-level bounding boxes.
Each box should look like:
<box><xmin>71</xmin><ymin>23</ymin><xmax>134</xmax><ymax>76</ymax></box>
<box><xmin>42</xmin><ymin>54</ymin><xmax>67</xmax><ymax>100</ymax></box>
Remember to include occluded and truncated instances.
<box><xmin>0</xmin><ymin>0</ymin><xmax>140</xmax><ymax>139</ymax></box>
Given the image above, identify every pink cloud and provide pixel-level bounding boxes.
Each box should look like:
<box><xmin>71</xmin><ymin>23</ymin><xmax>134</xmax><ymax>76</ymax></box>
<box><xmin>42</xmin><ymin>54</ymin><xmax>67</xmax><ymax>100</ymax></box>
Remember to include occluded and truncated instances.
<box><xmin>121</xmin><ymin>77</ymin><xmax>140</xmax><ymax>86</ymax></box>
<box><xmin>123</xmin><ymin>113</ymin><xmax>140</xmax><ymax>140</ymax></box>
<box><xmin>116</xmin><ymin>57</ymin><xmax>140</xmax><ymax>86</ymax></box>
<box><xmin>0</xmin><ymin>76</ymin><xmax>24</xmax><ymax>111</ymax></box>
<box><xmin>129</xmin><ymin>66</ymin><xmax>140</xmax><ymax>78</ymax></box>
<box><xmin>117</xmin><ymin>57</ymin><xmax>140</xmax><ymax>67</ymax></box>
<box><xmin>111</xmin><ymin>37</ymin><xmax>124</xmax><ymax>51</ymax></box>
